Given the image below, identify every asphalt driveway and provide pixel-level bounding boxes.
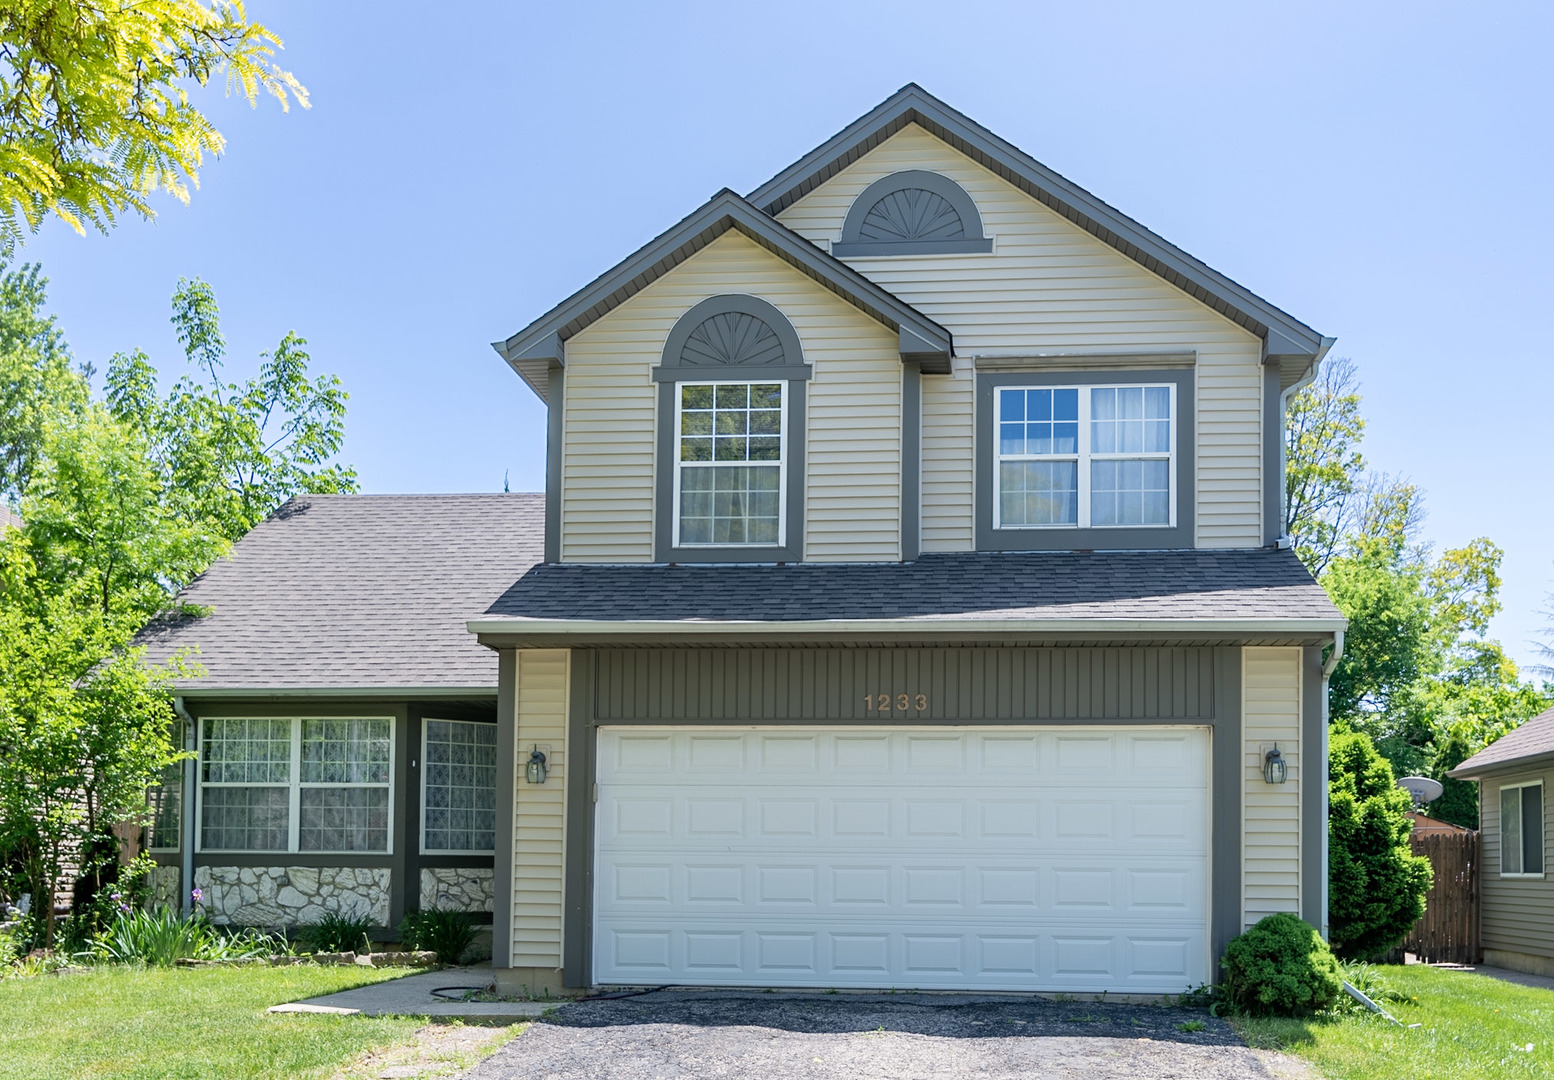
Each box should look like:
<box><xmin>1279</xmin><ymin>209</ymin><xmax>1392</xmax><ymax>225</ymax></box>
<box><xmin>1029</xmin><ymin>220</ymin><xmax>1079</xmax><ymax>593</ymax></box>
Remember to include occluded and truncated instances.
<box><xmin>460</xmin><ymin>989</ymin><xmax>1311</xmax><ymax>1080</ymax></box>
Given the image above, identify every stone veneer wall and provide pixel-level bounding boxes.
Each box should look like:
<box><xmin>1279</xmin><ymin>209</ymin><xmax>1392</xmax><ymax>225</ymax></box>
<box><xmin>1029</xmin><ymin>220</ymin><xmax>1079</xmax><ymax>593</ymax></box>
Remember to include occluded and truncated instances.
<box><xmin>419</xmin><ymin>867</ymin><xmax>494</xmax><ymax>913</ymax></box>
<box><xmin>194</xmin><ymin>865</ymin><xmax>391</xmax><ymax>927</ymax></box>
<box><xmin>149</xmin><ymin>865</ymin><xmax>181</xmax><ymax>908</ymax></box>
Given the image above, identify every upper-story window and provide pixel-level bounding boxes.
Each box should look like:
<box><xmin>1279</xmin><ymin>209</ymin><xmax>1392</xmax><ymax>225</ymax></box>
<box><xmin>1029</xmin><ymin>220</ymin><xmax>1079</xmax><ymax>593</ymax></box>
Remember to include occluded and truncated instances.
<box><xmin>654</xmin><ymin>295</ymin><xmax>808</xmax><ymax>562</ymax></box>
<box><xmin>675</xmin><ymin>382</ymin><xmax>786</xmax><ymax>546</ymax></box>
<box><xmin>996</xmin><ymin>385</ymin><xmax>1174</xmax><ymax>530</ymax></box>
<box><xmin>975</xmin><ymin>369</ymin><xmax>1194</xmax><ymax>551</ymax></box>
<box><xmin>833</xmin><ymin>170</ymin><xmax>993</xmax><ymax>257</ymax></box>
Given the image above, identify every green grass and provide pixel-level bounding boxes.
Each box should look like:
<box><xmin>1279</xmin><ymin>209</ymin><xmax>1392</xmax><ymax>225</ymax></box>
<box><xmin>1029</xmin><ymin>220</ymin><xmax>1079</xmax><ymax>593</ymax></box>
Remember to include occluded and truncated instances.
<box><xmin>0</xmin><ymin>964</ymin><xmax>431</xmax><ymax>1080</ymax></box>
<box><xmin>1234</xmin><ymin>965</ymin><xmax>1554</xmax><ymax>1080</ymax></box>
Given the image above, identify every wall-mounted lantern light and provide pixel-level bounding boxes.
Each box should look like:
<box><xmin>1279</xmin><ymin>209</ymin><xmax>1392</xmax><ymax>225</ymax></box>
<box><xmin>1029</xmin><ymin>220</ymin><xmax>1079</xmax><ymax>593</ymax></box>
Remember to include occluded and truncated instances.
<box><xmin>525</xmin><ymin>745</ymin><xmax>548</xmax><ymax>785</ymax></box>
<box><xmin>1263</xmin><ymin>744</ymin><xmax>1287</xmax><ymax>785</ymax></box>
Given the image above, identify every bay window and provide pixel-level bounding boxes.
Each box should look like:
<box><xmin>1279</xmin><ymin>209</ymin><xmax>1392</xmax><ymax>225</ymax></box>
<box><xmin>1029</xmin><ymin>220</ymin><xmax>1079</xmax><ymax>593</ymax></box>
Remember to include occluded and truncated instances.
<box><xmin>421</xmin><ymin>719</ymin><xmax>498</xmax><ymax>854</ymax></box>
<box><xmin>198</xmin><ymin>717</ymin><xmax>392</xmax><ymax>853</ymax></box>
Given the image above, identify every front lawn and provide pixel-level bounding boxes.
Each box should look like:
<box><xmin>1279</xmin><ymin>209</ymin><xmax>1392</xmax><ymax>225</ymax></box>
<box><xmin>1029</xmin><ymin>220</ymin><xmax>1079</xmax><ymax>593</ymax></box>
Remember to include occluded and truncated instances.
<box><xmin>1234</xmin><ymin>964</ymin><xmax>1554</xmax><ymax>1079</ymax></box>
<box><xmin>0</xmin><ymin>964</ymin><xmax>434</xmax><ymax>1080</ymax></box>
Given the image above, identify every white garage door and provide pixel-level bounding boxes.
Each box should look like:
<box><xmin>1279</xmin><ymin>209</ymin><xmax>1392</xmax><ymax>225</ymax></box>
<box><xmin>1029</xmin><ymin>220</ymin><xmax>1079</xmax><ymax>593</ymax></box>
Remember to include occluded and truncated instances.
<box><xmin>593</xmin><ymin>726</ymin><xmax>1210</xmax><ymax>992</ymax></box>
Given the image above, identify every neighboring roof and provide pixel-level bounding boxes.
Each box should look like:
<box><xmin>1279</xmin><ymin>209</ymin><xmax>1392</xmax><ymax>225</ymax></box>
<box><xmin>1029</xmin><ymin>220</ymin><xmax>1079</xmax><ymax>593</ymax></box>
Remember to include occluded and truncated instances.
<box><xmin>470</xmin><ymin>548</ymin><xmax>1342</xmax><ymax>643</ymax></box>
<box><xmin>135</xmin><ymin>494</ymin><xmax>544</xmax><ymax>695</ymax></box>
<box><xmin>1450</xmin><ymin>707</ymin><xmax>1554</xmax><ymax>777</ymax></box>
<box><xmin>747</xmin><ymin>84</ymin><xmax>1332</xmax><ymax>385</ymax></box>
<box><xmin>493</xmin><ymin>190</ymin><xmax>955</xmax><ymax>400</ymax></box>
<box><xmin>1409</xmin><ymin>813</ymin><xmax>1472</xmax><ymax>835</ymax></box>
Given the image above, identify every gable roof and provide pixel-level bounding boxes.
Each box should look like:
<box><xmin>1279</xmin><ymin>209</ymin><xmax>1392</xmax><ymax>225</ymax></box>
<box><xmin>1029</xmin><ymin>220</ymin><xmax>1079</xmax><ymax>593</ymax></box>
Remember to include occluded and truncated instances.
<box><xmin>748</xmin><ymin>84</ymin><xmax>1332</xmax><ymax>385</ymax></box>
<box><xmin>468</xmin><ymin>548</ymin><xmax>1343</xmax><ymax>646</ymax></box>
<box><xmin>134</xmin><ymin>494</ymin><xmax>544</xmax><ymax>695</ymax></box>
<box><xmin>493</xmin><ymin>190</ymin><xmax>955</xmax><ymax>400</ymax></box>
<box><xmin>1449</xmin><ymin>706</ymin><xmax>1554</xmax><ymax>777</ymax></box>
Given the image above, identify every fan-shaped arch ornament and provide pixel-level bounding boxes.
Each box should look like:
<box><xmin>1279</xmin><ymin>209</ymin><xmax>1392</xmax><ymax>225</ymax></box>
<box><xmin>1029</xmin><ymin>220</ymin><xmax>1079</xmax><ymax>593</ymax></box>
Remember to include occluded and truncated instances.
<box><xmin>655</xmin><ymin>295</ymin><xmax>811</xmax><ymax>382</ymax></box>
<box><xmin>834</xmin><ymin>170</ymin><xmax>992</xmax><ymax>257</ymax></box>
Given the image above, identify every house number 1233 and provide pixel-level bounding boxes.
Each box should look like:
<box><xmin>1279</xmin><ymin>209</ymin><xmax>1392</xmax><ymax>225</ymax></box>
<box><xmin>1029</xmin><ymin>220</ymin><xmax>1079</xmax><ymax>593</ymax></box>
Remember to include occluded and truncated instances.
<box><xmin>865</xmin><ymin>693</ymin><xmax>928</xmax><ymax>712</ymax></box>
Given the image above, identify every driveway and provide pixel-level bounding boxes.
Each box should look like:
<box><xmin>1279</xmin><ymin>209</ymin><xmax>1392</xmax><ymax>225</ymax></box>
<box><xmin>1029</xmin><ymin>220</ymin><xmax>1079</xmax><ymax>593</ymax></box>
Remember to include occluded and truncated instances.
<box><xmin>460</xmin><ymin>989</ymin><xmax>1311</xmax><ymax>1080</ymax></box>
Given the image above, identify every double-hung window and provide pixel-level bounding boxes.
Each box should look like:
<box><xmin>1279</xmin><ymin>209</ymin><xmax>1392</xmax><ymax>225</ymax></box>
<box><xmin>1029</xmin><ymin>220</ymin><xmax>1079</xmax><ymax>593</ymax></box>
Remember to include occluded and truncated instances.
<box><xmin>996</xmin><ymin>384</ymin><xmax>1174</xmax><ymax>530</ymax></box>
<box><xmin>421</xmin><ymin>719</ymin><xmax>497</xmax><ymax>854</ymax></box>
<box><xmin>198</xmin><ymin>717</ymin><xmax>393</xmax><ymax>854</ymax></box>
<box><xmin>1500</xmin><ymin>781</ymin><xmax>1545</xmax><ymax>877</ymax></box>
<box><xmin>673</xmin><ymin>381</ymin><xmax>786</xmax><ymax>547</ymax></box>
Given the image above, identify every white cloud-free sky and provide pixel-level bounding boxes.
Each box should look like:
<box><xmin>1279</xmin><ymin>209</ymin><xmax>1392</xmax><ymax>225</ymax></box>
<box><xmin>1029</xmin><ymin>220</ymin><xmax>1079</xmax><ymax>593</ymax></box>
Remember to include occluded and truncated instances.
<box><xmin>20</xmin><ymin>1</ymin><xmax>1553</xmax><ymax>666</ymax></box>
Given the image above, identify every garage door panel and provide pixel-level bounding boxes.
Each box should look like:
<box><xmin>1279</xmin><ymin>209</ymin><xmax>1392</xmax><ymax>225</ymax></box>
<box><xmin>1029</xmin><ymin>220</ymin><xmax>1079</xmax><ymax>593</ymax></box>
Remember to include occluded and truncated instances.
<box><xmin>594</xmin><ymin>727</ymin><xmax>1210</xmax><ymax>991</ymax></box>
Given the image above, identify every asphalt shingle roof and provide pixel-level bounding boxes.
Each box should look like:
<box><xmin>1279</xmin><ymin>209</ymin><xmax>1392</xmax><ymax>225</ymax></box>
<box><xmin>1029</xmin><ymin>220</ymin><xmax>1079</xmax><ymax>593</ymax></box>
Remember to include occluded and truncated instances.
<box><xmin>1450</xmin><ymin>706</ymin><xmax>1554</xmax><ymax>776</ymax></box>
<box><xmin>136</xmin><ymin>493</ymin><xmax>544</xmax><ymax>692</ymax></box>
<box><xmin>481</xmin><ymin>548</ymin><xmax>1339</xmax><ymax>624</ymax></box>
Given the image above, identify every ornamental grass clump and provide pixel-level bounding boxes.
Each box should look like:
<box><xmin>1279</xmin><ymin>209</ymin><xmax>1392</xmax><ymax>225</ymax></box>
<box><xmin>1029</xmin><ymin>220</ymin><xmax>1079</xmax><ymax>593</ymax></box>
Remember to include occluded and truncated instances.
<box><xmin>294</xmin><ymin>911</ymin><xmax>374</xmax><ymax>955</ymax></box>
<box><xmin>1221</xmin><ymin>912</ymin><xmax>1343</xmax><ymax>1017</ymax></box>
<box><xmin>397</xmin><ymin>908</ymin><xmax>475</xmax><ymax>966</ymax></box>
<box><xmin>94</xmin><ymin>906</ymin><xmax>277</xmax><ymax>967</ymax></box>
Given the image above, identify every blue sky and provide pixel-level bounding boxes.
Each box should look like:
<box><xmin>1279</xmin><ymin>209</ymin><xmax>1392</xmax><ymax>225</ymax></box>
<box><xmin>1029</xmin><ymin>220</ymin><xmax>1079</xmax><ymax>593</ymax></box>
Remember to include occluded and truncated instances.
<box><xmin>20</xmin><ymin>1</ymin><xmax>1554</xmax><ymax>667</ymax></box>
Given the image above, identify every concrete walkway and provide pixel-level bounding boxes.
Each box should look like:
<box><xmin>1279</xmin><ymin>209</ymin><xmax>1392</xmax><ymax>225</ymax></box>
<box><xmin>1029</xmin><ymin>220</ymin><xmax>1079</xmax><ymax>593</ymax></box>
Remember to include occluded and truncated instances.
<box><xmin>267</xmin><ymin>965</ymin><xmax>557</xmax><ymax>1023</ymax></box>
<box><xmin>1431</xmin><ymin>963</ymin><xmax>1554</xmax><ymax>992</ymax></box>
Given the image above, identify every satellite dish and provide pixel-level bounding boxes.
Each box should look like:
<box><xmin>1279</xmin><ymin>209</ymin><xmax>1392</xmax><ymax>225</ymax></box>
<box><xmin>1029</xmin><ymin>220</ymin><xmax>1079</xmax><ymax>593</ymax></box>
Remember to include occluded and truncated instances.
<box><xmin>1398</xmin><ymin>776</ymin><xmax>1444</xmax><ymax>806</ymax></box>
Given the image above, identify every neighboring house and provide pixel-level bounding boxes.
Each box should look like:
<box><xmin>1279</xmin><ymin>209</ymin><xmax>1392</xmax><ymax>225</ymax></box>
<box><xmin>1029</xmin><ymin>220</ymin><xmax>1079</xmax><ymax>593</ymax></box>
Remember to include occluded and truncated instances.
<box><xmin>1449</xmin><ymin>706</ymin><xmax>1554</xmax><ymax>977</ymax></box>
<box><xmin>0</xmin><ymin>505</ymin><xmax>20</xmax><ymax>531</ymax></box>
<box><xmin>1408</xmin><ymin>813</ymin><xmax>1472</xmax><ymax>837</ymax></box>
<box><xmin>139</xmin><ymin>85</ymin><xmax>1342</xmax><ymax>996</ymax></box>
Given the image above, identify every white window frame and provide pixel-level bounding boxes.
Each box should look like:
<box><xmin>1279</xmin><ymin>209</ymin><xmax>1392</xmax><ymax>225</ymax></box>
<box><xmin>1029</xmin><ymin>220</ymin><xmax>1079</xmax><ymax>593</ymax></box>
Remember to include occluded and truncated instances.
<box><xmin>194</xmin><ymin>716</ymin><xmax>396</xmax><ymax>856</ymax></box>
<box><xmin>670</xmin><ymin>380</ymin><xmax>789</xmax><ymax>549</ymax></box>
<box><xmin>993</xmin><ymin>382</ymin><xmax>1177</xmax><ymax>531</ymax></box>
<box><xmin>1500</xmin><ymin>779</ymin><xmax>1545</xmax><ymax>879</ymax></box>
<box><xmin>419</xmin><ymin>717</ymin><xmax>498</xmax><ymax>856</ymax></box>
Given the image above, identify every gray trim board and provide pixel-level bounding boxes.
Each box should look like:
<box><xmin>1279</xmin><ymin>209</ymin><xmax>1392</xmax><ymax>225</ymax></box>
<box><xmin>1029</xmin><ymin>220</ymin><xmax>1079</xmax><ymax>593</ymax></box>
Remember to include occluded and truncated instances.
<box><xmin>746</xmin><ymin>84</ymin><xmax>1326</xmax><ymax>363</ymax></box>
<box><xmin>653</xmin><ymin>379</ymin><xmax>806</xmax><ymax>564</ymax></box>
<box><xmin>493</xmin><ymin>190</ymin><xmax>954</xmax><ymax>381</ymax></box>
<box><xmin>833</xmin><ymin>169</ymin><xmax>993</xmax><ymax>257</ymax></box>
<box><xmin>390</xmin><ymin>711</ymin><xmax>412</xmax><ymax>928</ymax></box>
<box><xmin>974</xmin><ymin>368</ymin><xmax>1196</xmax><ymax>551</ymax></box>
<box><xmin>1263</xmin><ymin>366</ymin><xmax>1282</xmax><ymax>546</ymax></box>
<box><xmin>1301</xmin><ymin>644</ymin><xmax>1325</xmax><ymax>932</ymax></box>
<box><xmin>902</xmin><ymin>361</ymin><xmax>921</xmax><ymax>561</ymax></box>
<box><xmin>545</xmin><ymin>365</ymin><xmax>563</xmax><ymax>563</ymax></box>
<box><xmin>493</xmin><ymin>649</ymin><xmax>517</xmax><ymax>968</ymax></box>
<box><xmin>1211</xmin><ymin>646</ymin><xmax>1242</xmax><ymax>963</ymax></box>
<box><xmin>564</xmin><ymin>649</ymin><xmax>596</xmax><ymax>988</ymax></box>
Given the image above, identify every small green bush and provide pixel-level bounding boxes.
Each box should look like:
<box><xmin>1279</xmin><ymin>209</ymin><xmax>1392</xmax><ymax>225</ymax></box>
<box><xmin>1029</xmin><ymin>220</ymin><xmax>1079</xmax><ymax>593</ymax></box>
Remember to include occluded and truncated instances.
<box><xmin>294</xmin><ymin>911</ymin><xmax>374</xmax><ymax>955</ymax></box>
<box><xmin>94</xmin><ymin>906</ymin><xmax>278</xmax><ymax>967</ymax></box>
<box><xmin>397</xmin><ymin>907</ymin><xmax>475</xmax><ymax>966</ymax></box>
<box><xmin>1221</xmin><ymin>912</ymin><xmax>1342</xmax><ymax>1017</ymax></box>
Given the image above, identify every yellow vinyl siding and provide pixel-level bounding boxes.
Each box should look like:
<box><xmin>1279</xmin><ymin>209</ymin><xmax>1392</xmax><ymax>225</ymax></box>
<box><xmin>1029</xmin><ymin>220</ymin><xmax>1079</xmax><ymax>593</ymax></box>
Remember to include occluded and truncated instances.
<box><xmin>777</xmin><ymin>124</ymin><xmax>1266</xmax><ymax>549</ymax></box>
<box><xmin>560</xmin><ymin>231</ymin><xmax>902</xmax><ymax>563</ymax></box>
<box><xmin>921</xmin><ymin>362</ymin><xmax>975</xmax><ymax>551</ymax></box>
<box><xmin>1241</xmin><ymin>647</ymin><xmax>1302</xmax><ymax>927</ymax></box>
<box><xmin>511</xmin><ymin>649</ymin><xmax>568</xmax><ymax>970</ymax></box>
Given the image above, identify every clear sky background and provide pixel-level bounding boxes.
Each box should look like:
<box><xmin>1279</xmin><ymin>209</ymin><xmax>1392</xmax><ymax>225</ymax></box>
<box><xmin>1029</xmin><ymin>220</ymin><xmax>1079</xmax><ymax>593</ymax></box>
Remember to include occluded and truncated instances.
<box><xmin>19</xmin><ymin>1</ymin><xmax>1553</xmax><ymax>667</ymax></box>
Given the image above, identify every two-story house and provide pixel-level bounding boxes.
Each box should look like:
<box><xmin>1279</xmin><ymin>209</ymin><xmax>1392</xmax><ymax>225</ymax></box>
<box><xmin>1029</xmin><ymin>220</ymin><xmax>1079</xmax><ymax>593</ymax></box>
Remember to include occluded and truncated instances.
<box><xmin>140</xmin><ymin>85</ymin><xmax>1342</xmax><ymax>996</ymax></box>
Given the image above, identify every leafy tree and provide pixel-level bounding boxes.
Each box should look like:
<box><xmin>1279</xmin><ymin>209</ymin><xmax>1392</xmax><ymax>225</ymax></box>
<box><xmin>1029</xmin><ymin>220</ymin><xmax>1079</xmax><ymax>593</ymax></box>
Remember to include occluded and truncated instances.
<box><xmin>0</xmin><ymin>262</ymin><xmax>86</xmax><ymax>500</ymax></box>
<box><xmin>1326</xmin><ymin>730</ymin><xmax>1432</xmax><ymax>960</ymax></box>
<box><xmin>106</xmin><ymin>277</ymin><xmax>356</xmax><ymax>542</ymax></box>
<box><xmin>1285</xmin><ymin>355</ymin><xmax>1365</xmax><ymax>575</ymax></box>
<box><xmin>0</xmin><ymin>0</ymin><xmax>306</xmax><ymax>255</ymax></box>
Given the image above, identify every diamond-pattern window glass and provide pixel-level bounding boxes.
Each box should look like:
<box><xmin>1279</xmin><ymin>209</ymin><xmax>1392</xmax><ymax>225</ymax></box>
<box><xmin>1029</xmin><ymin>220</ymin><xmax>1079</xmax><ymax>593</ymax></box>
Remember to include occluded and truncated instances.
<box><xmin>422</xmin><ymin>719</ymin><xmax>498</xmax><ymax>853</ymax></box>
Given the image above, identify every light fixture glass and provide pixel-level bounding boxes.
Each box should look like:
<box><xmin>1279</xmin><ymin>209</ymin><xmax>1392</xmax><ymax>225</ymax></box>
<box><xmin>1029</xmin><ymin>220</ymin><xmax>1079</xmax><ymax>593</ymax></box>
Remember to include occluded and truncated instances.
<box><xmin>1263</xmin><ymin>745</ymin><xmax>1287</xmax><ymax>785</ymax></box>
<box><xmin>525</xmin><ymin>745</ymin><xmax>548</xmax><ymax>785</ymax></box>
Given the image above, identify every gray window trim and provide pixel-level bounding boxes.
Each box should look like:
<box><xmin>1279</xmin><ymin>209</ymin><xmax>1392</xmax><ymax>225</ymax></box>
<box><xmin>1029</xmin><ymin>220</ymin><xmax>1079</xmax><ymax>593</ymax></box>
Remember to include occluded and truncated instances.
<box><xmin>975</xmin><ymin>369</ymin><xmax>1196</xmax><ymax>551</ymax></box>
<box><xmin>654</xmin><ymin>296</ymin><xmax>807</xmax><ymax>564</ymax></box>
<box><xmin>833</xmin><ymin>169</ymin><xmax>993</xmax><ymax>257</ymax></box>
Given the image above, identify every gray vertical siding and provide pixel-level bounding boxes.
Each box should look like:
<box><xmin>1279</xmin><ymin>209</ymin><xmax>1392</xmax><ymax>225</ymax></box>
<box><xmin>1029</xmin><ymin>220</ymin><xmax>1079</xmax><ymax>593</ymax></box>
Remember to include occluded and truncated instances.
<box><xmin>1480</xmin><ymin>766</ymin><xmax>1554</xmax><ymax>958</ymax></box>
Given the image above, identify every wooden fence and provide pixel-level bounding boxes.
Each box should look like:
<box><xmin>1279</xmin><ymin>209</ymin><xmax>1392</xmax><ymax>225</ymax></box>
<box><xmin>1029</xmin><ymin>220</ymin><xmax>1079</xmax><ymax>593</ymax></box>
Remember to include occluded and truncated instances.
<box><xmin>1403</xmin><ymin>830</ymin><xmax>1480</xmax><ymax>965</ymax></box>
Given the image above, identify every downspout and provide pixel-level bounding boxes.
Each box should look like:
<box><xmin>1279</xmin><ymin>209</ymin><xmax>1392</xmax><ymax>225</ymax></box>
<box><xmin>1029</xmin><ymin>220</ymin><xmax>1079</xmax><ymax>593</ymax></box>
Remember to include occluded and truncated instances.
<box><xmin>174</xmin><ymin>696</ymin><xmax>196</xmax><ymax>916</ymax></box>
<box><xmin>1318</xmin><ymin>627</ymin><xmax>1344</xmax><ymax>939</ymax></box>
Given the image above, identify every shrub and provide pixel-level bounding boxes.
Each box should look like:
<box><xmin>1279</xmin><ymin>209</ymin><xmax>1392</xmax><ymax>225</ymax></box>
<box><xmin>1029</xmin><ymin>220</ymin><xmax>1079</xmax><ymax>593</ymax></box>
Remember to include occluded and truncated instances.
<box><xmin>1328</xmin><ymin>730</ymin><xmax>1434</xmax><ymax>960</ymax></box>
<box><xmin>294</xmin><ymin>910</ymin><xmax>374</xmax><ymax>955</ymax></box>
<box><xmin>94</xmin><ymin>906</ymin><xmax>277</xmax><ymax>966</ymax></box>
<box><xmin>397</xmin><ymin>907</ymin><xmax>475</xmax><ymax>966</ymax></box>
<box><xmin>1220</xmin><ymin>913</ymin><xmax>1343</xmax><ymax>1017</ymax></box>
